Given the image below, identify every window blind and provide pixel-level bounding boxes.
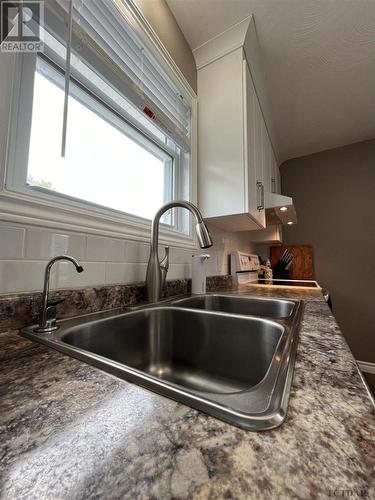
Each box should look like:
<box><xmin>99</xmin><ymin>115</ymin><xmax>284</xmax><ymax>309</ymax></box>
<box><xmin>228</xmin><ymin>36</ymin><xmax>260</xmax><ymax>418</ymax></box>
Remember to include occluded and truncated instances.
<box><xmin>46</xmin><ymin>0</ymin><xmax>191</xmax><ymax>152</ymax></box>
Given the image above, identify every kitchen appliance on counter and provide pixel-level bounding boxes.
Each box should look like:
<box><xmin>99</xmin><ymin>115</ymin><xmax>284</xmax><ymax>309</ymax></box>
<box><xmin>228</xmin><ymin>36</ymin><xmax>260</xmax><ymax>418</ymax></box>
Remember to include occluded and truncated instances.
<box><xmin>230</xmin><ymin>251</ymin><xmax>320</xmax><ymax>288</ymax></box>
<box><xmin>230</xmin><ymin>252</ymin><xmax>260</xmax><ymax>286</ymax></box>
<box><xmin>257</xmin><ymin>278</ymin><xmax>320</xmax><ymax>288</ymax></box>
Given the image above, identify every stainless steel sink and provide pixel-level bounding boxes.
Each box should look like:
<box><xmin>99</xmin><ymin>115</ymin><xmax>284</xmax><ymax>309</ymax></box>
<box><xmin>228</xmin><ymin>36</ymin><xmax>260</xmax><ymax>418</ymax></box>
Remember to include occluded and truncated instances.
<box><xmin>171</xmin><ymin>294</ymin><xmax>295</xmax><ymax>318</ymax></box>
<box><xmin>22</xmin><ymin>297</ymin><xmax>303</xmax><ymax>431</ymax></box>
<box><xmin>63</xmin><ymin>307</ymin><xmax>283</xmax><ymax>393</ymax></box>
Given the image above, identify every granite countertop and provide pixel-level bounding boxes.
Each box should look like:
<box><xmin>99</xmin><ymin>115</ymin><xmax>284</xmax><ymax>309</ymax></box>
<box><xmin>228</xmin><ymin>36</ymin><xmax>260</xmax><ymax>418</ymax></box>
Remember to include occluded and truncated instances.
<box><xmin>1</xmin><ymin>287</ymin><xmax>374</xmax><ymax>499</ymax></box>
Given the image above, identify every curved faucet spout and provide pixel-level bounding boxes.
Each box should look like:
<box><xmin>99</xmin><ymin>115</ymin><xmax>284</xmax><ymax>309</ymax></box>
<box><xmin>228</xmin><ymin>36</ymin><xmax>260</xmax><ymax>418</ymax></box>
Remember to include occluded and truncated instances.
<box><xmin>36</xmin><ymin>255</ymin><xmax>84</xmax><ymax>333</ymax></box>
<box><xmin>146</xmin><ymin>201</ymin><xmax>213</xmax><ymax>303</ymax></box>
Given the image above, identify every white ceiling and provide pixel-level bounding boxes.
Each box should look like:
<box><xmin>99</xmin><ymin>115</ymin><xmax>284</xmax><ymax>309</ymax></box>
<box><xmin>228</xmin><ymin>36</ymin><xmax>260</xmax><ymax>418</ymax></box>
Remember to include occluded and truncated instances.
<box><xmin>166</xmin><ymin>0</ymin><xmax>375</xmax><ymax>162</ymax></box>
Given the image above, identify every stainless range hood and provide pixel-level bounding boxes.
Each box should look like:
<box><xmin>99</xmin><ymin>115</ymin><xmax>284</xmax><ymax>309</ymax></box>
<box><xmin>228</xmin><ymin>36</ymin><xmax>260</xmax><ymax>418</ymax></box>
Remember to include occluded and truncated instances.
<box><xmin>265</xmin><ymin>192</ymin><xmax>297</xmax><ymax>225</ymax></box>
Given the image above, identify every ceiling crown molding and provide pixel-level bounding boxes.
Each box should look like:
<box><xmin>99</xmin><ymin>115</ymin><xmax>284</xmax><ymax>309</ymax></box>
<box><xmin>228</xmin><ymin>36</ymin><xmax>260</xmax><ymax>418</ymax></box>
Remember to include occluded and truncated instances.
<box><xmin>193</xmin><ymin>15</ymin><xmax>253</xmax><ymax>70</ymax></box>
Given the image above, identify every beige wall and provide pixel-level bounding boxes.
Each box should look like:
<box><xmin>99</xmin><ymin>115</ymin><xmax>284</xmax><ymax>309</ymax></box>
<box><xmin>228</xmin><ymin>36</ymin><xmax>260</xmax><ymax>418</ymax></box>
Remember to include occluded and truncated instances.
<box><xmin>280</xmin><ymin>139</ymin><xmax>375</xmax><ymax>362</ymax></box>
<box><xmin>134</xmin><ymin>0</ymin><xmax>197</xmax><ymax>92</ymax></box>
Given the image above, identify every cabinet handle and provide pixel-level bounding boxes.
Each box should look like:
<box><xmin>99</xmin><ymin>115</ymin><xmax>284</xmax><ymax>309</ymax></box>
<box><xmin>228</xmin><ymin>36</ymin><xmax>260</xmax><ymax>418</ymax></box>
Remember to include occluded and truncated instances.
<box><xmin>257</xmin><ymin>181</ymin><xmax>263</xmax><ymax>211</ymax></box>
<box><xmin>261</xmin><ymin>182</ymin><xmax>265</xmax><ymax>210</ymax></box>
<box><xmin>271</xmin><ymin>178</ymin><xmax>276</xmax><ymax>193</ymax></box>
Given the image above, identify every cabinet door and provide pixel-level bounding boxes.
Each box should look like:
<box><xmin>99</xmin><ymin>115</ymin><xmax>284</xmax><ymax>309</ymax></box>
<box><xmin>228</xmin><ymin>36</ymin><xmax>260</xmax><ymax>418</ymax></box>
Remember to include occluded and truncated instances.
<box><xmin>253</xmin><ymin>86</ymin><xmax>266</xmax><ymax>226</ymax></box>
<box><xmin>198</xmin><ymin>49</ymin><xmax>246</xmax><ymax>218</ymax></box>
<box><xmin>271</xmin><ymin>150</ymin><xmax>280</xmax><ymax>193</ymax></box>
<box><xmin>262</xmin><ymin>122</ymin><xmax>273</xmax><ymax>193</ymax></box>
<box><xmin>261</xmin><ymin>119</ymin><xmax>278</xmax><ymax>194</ymax></box>
<box><xmin>275</xmin><ymin>158</ymin><xmax>281</xmax><ymax>193</ymax></box>
<box><xmin>244</xmin><ymin>61</ymin><xmax>266</xmax><ymax>228</ymax></box>
<box><xmin>271</xmin><ymin>153</ymin><xmax>281</xmax><ymax>194</ymax></box>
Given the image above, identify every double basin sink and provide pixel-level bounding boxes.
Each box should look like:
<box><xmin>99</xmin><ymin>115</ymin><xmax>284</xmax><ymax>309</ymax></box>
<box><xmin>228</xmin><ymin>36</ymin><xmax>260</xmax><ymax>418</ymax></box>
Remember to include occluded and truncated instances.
<box><xmin>22</xmin><ymin>293</ymin><xmax>303</xmax><ymax>431</ymax></box>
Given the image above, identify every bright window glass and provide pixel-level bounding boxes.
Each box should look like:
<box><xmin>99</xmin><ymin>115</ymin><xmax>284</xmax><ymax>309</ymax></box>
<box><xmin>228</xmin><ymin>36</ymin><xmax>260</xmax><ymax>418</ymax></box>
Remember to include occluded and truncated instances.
<box><xmin>27</xmin><ymin>62</ymin><xmax>173</xmax><ymax>221</ymax></box>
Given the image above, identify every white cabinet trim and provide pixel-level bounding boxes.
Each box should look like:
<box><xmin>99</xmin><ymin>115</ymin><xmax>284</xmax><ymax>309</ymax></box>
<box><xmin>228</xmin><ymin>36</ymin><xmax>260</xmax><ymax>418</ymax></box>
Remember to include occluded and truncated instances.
<box><xmin>193</xmin><ymin>16</ymin><xmax>252</xmax><ymax>70</ymax></box>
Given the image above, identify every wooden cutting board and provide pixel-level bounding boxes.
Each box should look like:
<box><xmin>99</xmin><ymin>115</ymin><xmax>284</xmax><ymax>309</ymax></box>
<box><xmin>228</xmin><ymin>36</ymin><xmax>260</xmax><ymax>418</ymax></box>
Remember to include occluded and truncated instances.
<box><xmin>270</xmin><ymin>245</ymin><xmax>314</xmax><ymax>280</ymax></box>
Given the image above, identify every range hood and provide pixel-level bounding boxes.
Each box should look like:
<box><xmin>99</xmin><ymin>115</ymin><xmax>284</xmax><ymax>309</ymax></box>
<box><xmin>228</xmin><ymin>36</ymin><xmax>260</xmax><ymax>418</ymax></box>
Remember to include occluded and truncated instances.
<box><xmin>265</xmin><ymin>192</ymin><xmax>297</xmax><ymax>225</ymax></box>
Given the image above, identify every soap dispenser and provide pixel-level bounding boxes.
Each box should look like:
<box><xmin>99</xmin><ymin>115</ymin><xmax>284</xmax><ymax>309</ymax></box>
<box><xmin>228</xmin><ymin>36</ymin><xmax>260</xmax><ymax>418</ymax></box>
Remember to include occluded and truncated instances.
<box><xmin>192</xmin><ymin>254</ymin><xmax>210</xmax><ymax>294</ymax></box>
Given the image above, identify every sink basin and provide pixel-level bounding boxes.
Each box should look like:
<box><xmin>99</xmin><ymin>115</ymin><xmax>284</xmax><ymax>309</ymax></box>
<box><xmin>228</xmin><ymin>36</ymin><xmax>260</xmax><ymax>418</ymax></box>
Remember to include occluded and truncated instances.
<box><xmin>171</xmin><ymin>294</ymin><xmax>295</xmax><ymax>318</ymax></box>
<box><xmin>62</xmin><ymin>307</ymin><xmax>282</xmax><ymax>394</ymax></box>
<box><xmin>22</xmin><ymin>301</ymin><xmax>302</xmax><ymax>431</ymax></box>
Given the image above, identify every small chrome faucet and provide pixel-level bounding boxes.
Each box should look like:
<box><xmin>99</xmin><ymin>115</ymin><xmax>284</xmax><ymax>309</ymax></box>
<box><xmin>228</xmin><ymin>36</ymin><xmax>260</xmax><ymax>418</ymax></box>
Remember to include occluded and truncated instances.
<box><xmin>146</xmin><ymin>201</ymin><xmax>213</xmax><ymax>303</ymax></box>
<box><xmin>35</xmin><ymin>255</ymin><xmax>84</xmax><ymax>333</ymax></box>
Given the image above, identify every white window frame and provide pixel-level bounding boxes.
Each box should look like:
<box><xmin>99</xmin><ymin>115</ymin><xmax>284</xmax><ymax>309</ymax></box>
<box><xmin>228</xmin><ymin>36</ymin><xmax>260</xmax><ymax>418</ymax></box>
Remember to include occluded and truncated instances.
<box><xmin>0</xmin><ymin>0</ymin><xmax>198</xmax><ymax>249</ymax></box>
<box><xmin>10</xmin><ymin>54</ymin><xmax>178</xmax><ymax>226</ymax></box>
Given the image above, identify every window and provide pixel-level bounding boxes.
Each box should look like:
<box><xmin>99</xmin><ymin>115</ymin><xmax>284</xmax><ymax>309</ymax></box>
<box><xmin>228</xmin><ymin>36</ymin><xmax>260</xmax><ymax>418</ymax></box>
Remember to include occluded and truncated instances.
<box><xmin>28</xmin><ymin>57</ymin><xmax>173</xmax><ymax>222</ymax></box>
<box><xmin>2</xmin><ymin>0</ymin><xmax>196</xmax><ymax>242</ymax></box>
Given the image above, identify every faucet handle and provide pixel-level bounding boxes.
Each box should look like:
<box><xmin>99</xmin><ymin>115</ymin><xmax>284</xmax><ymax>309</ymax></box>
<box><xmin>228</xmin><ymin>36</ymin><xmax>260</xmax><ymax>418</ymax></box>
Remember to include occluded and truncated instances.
<box><xmin>37</xmin><ymin>298</ymin><xmax>65</xmax><ymax>332</ymax></box>
<box><xmin>160</xmin><ymin>246</ymin><xmax>170</xmax><ymax>271</ymax></box>
<box><xmin>160</xmin><ymin>246</ymin><xmax>170</xmax><ymax>294</ymax></box>
<box><xmin>47</xmin><ymin>298</ymin><xmax>65</xmax><ymax>307</ymax></box>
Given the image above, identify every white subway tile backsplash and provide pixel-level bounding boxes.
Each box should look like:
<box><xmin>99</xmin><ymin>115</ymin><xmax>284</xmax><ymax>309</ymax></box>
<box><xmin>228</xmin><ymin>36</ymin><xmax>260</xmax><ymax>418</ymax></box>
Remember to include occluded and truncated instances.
<box><xmin>105</xmin><ymin>262</ymin><xmax>147</xmax><ymax>285</ymax></box>
<box><xmin>205</xmin><ymin>253</ymin><xmax>220</xmax><ymax>277</ymax></box>
<box><xmin>65</xmin><ymin>234</ymin><xmax>87</xmax><ymax>260</ymax></box>
<box><xmin>167</xmin><ymin>263</ymin><xmax>192</xmax><ymax>280</ymax></box>
<box><xmin>26</xmin><ymin>230</ymin><xmax>64</xmax><ymax>259</ymax></box>
<box><xmin>0</xmin><ymin>220</ymin><xmax>259</xmax><ymax>294</ymax></box>
<box><xmin>105</xmin><ymin>263</ymin><xmax>125</xmax><ymax>285</ymax></box>
<box><xmin>57</xmin><ymin>261</ymin><xmax>106</xmax><ymax>288</ymax></box>
<box><xmin>0</xmin><ymin>226</ymin><xmax>25</xmax><ymax>259</ymax></box>
<box><xmin>169</xmin><ymin>247</ymin><xmax>196</xmax><ymax>264</ymax></box>
<box><xmin>124</xmin><ymin>241</ymin><xmax>151</xmax><ymax>263</ymax></box>
<box><xmin>86</xmin><ymin>236</ymin><xmax>125</xmax><ymax>262</ymax></box>
<box><xmin>0</xmin><ymin>260</ymin><xmax>57</xmax><ymax>293</ymax></box>
<box><xmin>25</xmin><ymin>229</ymin><xmax>87</xmax><ymax>260</ymax></box>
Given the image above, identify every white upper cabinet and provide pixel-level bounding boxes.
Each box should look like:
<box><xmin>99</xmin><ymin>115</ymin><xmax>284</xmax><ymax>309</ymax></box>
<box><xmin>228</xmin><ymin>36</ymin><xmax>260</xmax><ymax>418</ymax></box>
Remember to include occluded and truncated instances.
<box><xmin>245</xmin><ymin>61</ymin><xmax>266</xmax><ymax>228</ymax></box>
<box><xmin>197</xmin><ymin>49</ymin><xmax>247</xmax><ymax>223</ymax></box>
<box><xmin>272</xmin><ymin>156</ymin><xmax>281</xmax><ymax>194</ymax></box>
<box><xmin>195</xmin><ymin>16</ymin><xmax>279</xmax><ymax>231</ymax></box>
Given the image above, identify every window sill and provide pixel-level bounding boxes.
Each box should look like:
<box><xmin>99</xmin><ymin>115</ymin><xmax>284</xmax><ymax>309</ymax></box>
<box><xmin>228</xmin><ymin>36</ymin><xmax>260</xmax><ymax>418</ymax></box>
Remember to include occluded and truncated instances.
<box><xmin>0</xmin><ymin>189</ymin><xmax>197</xmax><ymax>249</ymax></box>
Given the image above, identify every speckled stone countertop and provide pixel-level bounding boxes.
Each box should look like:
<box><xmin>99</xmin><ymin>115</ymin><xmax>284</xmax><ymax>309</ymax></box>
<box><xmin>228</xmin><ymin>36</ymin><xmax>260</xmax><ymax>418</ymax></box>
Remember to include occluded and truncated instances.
<box><xmin>1</xmin><ymin>286</ymin><xmax>374</xmax><ymax>499</ymax></box>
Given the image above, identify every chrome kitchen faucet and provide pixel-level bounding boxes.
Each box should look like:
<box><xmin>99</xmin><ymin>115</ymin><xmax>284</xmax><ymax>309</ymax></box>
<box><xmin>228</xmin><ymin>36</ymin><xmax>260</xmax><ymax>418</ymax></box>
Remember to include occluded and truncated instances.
<box><xmin>146</xmin><ymin>201</ymin><xmax>213</xmax><ymax>303</ymax></box>
<box><xmin>35</xmin><ymin>255</ymin><xmax>84</xmax><ymax>333</ymax></box>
